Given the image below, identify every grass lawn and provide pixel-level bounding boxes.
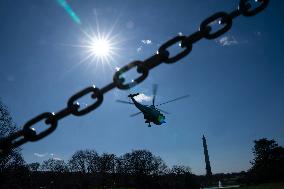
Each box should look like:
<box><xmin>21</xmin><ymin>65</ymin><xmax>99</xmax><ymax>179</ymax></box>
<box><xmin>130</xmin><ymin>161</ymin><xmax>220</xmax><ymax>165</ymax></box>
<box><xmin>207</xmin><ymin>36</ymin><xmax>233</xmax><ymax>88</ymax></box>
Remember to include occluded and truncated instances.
<box><xmin>240</xmin><ymin>182</ymin><xmax>284</xmax><ymax>189</ymax></box>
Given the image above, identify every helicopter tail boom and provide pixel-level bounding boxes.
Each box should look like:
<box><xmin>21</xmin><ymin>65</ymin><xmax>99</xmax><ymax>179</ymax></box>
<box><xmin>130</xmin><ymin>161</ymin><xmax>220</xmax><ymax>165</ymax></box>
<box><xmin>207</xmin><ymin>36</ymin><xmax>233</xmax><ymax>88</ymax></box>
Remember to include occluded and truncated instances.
<box><xmin>128</xmin><ymin>93</ymin><xmax>140</xmax><ymax>98</ymax></box>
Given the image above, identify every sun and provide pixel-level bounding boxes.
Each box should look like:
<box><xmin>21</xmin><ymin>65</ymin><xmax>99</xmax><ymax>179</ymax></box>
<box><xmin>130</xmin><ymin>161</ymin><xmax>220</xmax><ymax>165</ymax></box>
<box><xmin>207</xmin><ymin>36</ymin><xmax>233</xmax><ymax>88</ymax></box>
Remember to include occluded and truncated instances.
<box><xmin>80</xmin><ymin>29</ymin><xmax>119</xmax><ymax>65</ymax></box>
<box><xmin>90</xmin><ymin>37</ymin><xmax>111</xmax><ymax>58</ymax></box>
<box><xmin>62</xmin><ymin>13</ymin><xmax>122</xmax><ymax>71</ymax></box>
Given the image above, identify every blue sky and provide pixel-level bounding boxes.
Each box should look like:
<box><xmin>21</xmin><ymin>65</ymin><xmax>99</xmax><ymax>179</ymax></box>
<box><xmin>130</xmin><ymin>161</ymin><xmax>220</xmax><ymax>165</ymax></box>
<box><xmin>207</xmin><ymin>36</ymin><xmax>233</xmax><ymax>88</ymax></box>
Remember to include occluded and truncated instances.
<box><xmin>0</xmin><ymin>0</ymin><xmax>283</xmax><ymax>175</ymax></box>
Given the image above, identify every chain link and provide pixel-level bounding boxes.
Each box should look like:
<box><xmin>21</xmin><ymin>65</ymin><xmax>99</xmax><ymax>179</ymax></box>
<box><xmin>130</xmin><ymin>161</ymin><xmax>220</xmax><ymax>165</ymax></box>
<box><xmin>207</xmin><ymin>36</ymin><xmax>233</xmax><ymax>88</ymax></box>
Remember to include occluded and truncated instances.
<box><xmin>239</xmin><ymin>0</ymin><xmax>269</xmax><ymax>17</ymax></box>
<box><xmin>158</xmin><ymin>35</ymin><xmax>192</xmax><ymax>64</ymax></box>
<box><xmin>113</xmin><ymin>61</ymin><xmax>149</xmax><ymax>89</ymax></box>
<box><xmin>23</xmin><ymin>112</ymin><xmax>57</xmax><ymax>141</ymax></box>
<box><xmin>200</xmin><ymin>12</ymin><xmax>233</xmax><ymax>39</ymax></box>
<box><xmin>0</xmin><ymin>0</ymin><xmax>270</xmax><ymax>155</ymax></box>
<box><xmin>67</xmin><ymin>86</ymin><xmax>103</xmax><ymax>116</ymax></box>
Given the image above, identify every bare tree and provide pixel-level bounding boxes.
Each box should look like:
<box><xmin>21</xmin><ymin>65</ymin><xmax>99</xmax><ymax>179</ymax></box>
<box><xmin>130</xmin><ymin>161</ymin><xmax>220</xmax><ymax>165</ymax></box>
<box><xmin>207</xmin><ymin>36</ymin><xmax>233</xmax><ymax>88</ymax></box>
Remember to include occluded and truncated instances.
<box><xmin>117</xmin><ymin>152</ymin><xmax>131</xmax><ymax>175</ymax></box>
<box><xmin>118</xmin><ymin>149</ymin><xmax>167</xmax><ymax>176</ymax></box>
<box><xmin>0</xmin><ymin>150</ymin><xmax>25</xmax><ymax>172</ymax></box>
<box><xmin>0</xmin><ymin>100</ymin><xmax>25</xmax><ymax>172</ymax></box>
<box><xmin>68</xmin><ymin>149</ymin><xmax>99</xmax><ymax>173</ymax></box>
<box><xmin>152</xmin><ymin>156</ymin><xmax>167</xmax><ymax>175</ymax></box>
<box><xmin>99</xmin><ymin>153</ymin><xmax>116</xmax><ymax>174</ymax></box>
<box><xmin>28</xmin><ymin>162</ymin><xmax>40</xmax><ymax>171</ymax></box>
<box><xmin>171</xmin><ymin>165</ymin><xmax>192</xmax><ymax>175</ymax></box>
<box><xmin>41</xmin><ymin>158</ymin><xmax>68</xmax><ymax>172</ymax></box>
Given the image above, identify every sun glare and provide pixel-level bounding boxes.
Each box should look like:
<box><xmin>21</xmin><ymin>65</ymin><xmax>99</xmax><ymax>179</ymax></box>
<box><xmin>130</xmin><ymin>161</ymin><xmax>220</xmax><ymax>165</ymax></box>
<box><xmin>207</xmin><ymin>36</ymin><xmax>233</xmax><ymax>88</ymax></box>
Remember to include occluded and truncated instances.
<box><xmin>78</xmin><ymin>28</ymin><xmax>120</xmax><ymax>67</ymax></box>
<box><xmin>90</xmin><ymin>38</ymin><xmax>111</xmax><ymax>57</ymax></box>
<box><xmin>63</xmin><ymin>12</ymin><xmax>122</xmax><ymax>71</ymax></box>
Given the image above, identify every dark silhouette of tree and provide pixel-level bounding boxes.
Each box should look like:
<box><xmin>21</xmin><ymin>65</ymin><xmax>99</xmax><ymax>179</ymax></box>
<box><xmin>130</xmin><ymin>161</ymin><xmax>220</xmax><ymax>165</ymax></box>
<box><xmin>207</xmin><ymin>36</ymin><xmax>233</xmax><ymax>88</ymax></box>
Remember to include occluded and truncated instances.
<box><xmin>251</xmin><ymin>138</ymin><xmax>278</xmax><ymax>165</ymax></box>
<box><xmin>68</xmin><ymin>149</ymin><xmax>99</xmax><ymax>173</ymax></box>
<box><xmin>99</xmin><ymin>153</ymin><xmax>116</xmax><ymax>174</ymax></box>
<box><xmin>41</xmin><ymin>158</ymin><xmax>68</xmax><ymax>172</ymax></box>
<box><xmin>249</xmin><ymin>138</ymin><xmax>284</xmax><ymax>182</ymax></box>
<box><xmin>98</xmin><ymin>153</ymin><xmax>116</xmax><ymax>187</ymax></box>
<box><xmin>0</xmin><ymin>101</ymin><xmax>29</xmax><ymax>188</ymax></box>
<box><xmin>116</xmin><ymin>153</ymin><xmax>130</xmax><ymax>175</ymax></box>
<box><xmin>123</xmin><ymin>149</ymin><xmax>167</xmax><ymax>176</ymax></box>
<box><xmin>0</xmin><ymin>100</ymin><xmax>25</xmax><ymax>172</ymax></box>
<box><xmin>0</xmin><ymin>150</ymin><xmax>25</xmax><ymax>172</ymax></box>
<box><xmin>164</xmin><ymin>165</ymin><xmax>198</xmax><ymax>189</ymax></box>
<box><xmin>116</xmin><ymin>149</ymin><xmax>168</xmax><ymax>188</ymax></box>
<box><xmin>27</xmin><ymin>162</ymin><xmax>40</xmax><ymax>171</ymax></box>
<box><xmin>171</xmin><ymin>165</ymin><xmax>191</xmax><ymax>175</ymax></box>
<box><xmin>152</xmin><ymin>156</ymin><xmax>167</xmax><ymax>175</ymax></box>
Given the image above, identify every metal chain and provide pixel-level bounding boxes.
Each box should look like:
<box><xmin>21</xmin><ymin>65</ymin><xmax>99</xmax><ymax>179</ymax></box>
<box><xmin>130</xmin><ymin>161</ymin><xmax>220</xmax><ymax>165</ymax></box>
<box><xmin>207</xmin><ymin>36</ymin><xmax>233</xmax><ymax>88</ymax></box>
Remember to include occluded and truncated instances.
<box><xmin>0</xmin><ymin>0</ymin><xmax>269</xmax><ymax>155</ymax></box>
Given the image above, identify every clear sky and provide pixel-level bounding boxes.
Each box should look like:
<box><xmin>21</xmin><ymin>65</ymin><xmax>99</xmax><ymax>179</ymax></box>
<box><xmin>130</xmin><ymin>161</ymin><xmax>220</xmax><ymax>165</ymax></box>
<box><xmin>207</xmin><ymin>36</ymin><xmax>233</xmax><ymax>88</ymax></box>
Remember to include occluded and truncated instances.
<box><xmin>0</xmin><ymin>0</ymin><xmax>283</xmax><ymax>175</ymax></box>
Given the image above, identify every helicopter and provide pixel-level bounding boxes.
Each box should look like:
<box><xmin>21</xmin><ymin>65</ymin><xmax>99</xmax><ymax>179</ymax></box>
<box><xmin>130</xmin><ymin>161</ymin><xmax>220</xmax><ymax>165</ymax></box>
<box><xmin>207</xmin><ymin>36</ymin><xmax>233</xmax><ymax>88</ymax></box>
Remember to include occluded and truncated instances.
<box><xmin>116</xmin><ymin>84</ymin><xmax>189</xmax><ymax>127</ymax></box>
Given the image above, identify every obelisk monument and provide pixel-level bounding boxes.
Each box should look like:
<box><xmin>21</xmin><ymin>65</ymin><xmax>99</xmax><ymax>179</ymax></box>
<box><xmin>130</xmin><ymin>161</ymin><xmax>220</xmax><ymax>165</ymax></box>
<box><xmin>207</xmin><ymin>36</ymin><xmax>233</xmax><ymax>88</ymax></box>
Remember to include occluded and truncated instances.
<box><xmin>202</xmin><ymin>135</ymin><xmax>212</xmax><ymax>177</ymax></box>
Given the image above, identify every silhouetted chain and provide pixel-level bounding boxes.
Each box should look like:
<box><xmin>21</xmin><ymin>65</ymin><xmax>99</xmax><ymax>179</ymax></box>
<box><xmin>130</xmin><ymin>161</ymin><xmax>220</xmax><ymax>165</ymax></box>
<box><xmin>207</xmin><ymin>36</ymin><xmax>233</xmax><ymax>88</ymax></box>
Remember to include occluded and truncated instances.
<box><xmin>0</xmin><ymin>0</ymin><xmax>269</xmax><ymax>155</ymax></box>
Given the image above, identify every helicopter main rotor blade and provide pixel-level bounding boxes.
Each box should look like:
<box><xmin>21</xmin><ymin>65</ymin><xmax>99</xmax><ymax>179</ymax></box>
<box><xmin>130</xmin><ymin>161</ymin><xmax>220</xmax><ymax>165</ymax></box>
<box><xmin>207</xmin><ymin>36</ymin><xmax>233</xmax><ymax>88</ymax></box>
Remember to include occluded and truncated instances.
<box><xmin>156</xmin><ymin>94</ymin><xmax>190</xmax><ymax>106</ymax></box>
<box><xmin>157</xmin><ymin>108</ymin><xmax>170</xmax><ymax>114</ymax></box>
<box><xmin>152</xmin><ymin>84</ymin><xmax>158</xmax><ymax>106</ymax></box>
<box><xmin>116</xmin><ymin>100</ymin><xmax>134</xmax><ymax>105</ymax></box>
<box><xmin>130</xmin><ymin>112</ymin><xmax>143</xmax><ymax>117</ymax></box>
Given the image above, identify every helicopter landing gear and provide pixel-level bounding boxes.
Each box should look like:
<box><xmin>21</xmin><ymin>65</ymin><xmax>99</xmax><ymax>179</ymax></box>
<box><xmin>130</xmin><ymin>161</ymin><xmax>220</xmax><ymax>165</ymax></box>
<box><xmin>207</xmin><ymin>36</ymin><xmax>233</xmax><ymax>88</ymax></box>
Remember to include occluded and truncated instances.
<box><xmin>145</xmin><ymin>120</ymin><xmax>151</xmax><ymax>127</ymax></box>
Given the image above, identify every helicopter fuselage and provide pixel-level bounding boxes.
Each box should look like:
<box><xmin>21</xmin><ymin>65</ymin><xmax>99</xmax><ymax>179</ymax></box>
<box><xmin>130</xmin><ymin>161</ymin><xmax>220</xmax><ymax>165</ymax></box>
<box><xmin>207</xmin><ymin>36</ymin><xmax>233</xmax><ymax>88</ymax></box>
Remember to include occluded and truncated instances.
<box><xmin>118</xmin><ymin>88</ymin><xmax>189</xmax><ymax>127</ymax></box>
<box><xmin>129</xmin><ymin>95</ymin><xmax>165</xmax><ymax>126</ymax></box>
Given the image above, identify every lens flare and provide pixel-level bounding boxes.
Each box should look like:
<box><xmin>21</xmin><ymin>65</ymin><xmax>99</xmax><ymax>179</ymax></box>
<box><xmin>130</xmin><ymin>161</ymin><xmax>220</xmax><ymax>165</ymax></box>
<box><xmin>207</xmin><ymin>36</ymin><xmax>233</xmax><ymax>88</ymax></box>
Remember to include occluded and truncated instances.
<box><xmin>57</xmin><ymin>0</ymin><xmax>81</xmax><ymax>25</ymax></box>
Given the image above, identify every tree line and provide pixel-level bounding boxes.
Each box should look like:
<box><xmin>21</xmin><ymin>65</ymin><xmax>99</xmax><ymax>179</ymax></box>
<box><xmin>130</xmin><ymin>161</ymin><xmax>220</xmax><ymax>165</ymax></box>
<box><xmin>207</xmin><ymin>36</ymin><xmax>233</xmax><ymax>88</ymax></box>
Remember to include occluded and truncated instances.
<box><xmin>29</xmin><ymin>149</ymin><xmax>174</xmax><ymax>175</ymax></box>
<box><xmin>2</xmin><ymin>148</ymin><xmax>197</xmax><ymax>188</ymax></box>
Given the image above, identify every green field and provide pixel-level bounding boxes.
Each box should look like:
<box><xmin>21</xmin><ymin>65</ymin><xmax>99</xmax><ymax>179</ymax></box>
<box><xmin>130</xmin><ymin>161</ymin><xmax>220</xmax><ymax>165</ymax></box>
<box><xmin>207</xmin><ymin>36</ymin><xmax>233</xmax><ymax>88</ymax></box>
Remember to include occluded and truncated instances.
<box><xmin>240</xmin><ymin>182</ymin><xmax>284</xmax><ymax>189</ymax></box>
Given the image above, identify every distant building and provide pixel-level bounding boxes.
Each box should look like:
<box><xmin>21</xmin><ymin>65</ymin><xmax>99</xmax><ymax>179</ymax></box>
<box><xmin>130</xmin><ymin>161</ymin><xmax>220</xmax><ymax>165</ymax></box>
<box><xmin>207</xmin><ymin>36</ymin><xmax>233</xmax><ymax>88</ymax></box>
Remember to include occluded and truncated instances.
<box><xmin>202</xmin><ymin>135</ymin><xmax>212</xmax><ymax>177</ymax></box>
